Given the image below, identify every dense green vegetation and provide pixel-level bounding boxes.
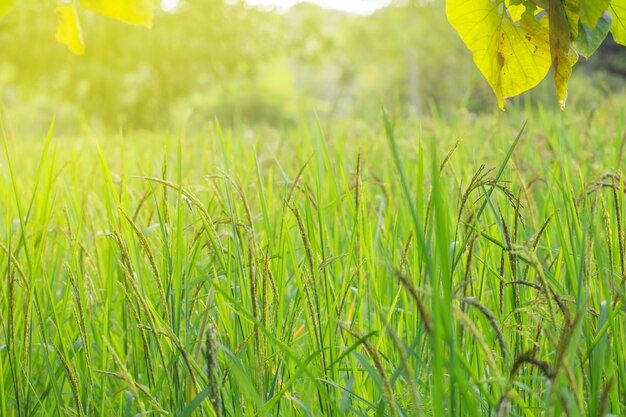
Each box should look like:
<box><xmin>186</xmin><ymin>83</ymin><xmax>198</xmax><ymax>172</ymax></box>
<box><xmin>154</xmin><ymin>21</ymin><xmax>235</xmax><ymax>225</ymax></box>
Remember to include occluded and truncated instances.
<box><xmin>2</xmin><ymin>1</ymin><xmax>626</xmax><ymax>416</ymax></box>
<box><xmin>1</xmin><ymin>0</ymin><xmax>625</xmax><ymax>135</ymax></box>
<box><xmin>3</xmin><ymin>0</ymin><xmax>626</xmax><ymax>113</ymax></box>
<box><xmin>2</xmin><ymin>101</ymin><xmax>625</xmax><ymax>415</ymax></box>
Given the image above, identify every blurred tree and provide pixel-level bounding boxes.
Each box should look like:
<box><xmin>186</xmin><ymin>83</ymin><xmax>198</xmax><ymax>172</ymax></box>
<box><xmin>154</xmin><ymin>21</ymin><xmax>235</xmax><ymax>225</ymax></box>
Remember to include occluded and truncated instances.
<box><xmin>588</xmin><ymin>34</ymin><xmax>626</xmax><ymax>78</ymax></box>
<box><xmin>0</xmin><ymin>0</ymin><xmax>283</xmax><ymax>131</ymax></box>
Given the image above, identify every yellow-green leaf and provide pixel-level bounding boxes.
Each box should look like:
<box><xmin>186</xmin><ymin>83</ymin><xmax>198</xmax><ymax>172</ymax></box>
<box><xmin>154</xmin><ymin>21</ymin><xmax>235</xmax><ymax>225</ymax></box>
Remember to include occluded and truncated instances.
<box><xmin>610</xmin><ymin>0</ymin><xmax>626</xmax><ymax>45</ymax></box>
<box><xmin>446</xmin><ymin>0</ymin><xmax>551</xmax><ymax>109</ymax></box>
<box><xmin>561</xmin><ymin>0</ymin><xmax>581</xmax><ymax>38</ymax></box>
<box><xmin>575</xmin><ymin>11</ymin><xmax>612</xmax><ymax>58</ymax></box>
<box><xmin>0</xmin><ymin>0</ymin><xmax>16</xmax><ymax>19</ymax></box>
<box><xmin>79</xmin><ymin>0</ymin><xmax>154</xmax><ymax>28</ymax></box>
<box><xmin>56</xmin><ymin>4</ymin><xmax>85</xmax><ymax>55</ymax></box>
<box><xmin>549</xmin><ymin>0</ymin><xmax>578</xmax><ymax>110</ymax></box>
<box><xmin>579</xmin><ymin>0</ymin><xmax>610</xmax><ymax>27</ymax></box>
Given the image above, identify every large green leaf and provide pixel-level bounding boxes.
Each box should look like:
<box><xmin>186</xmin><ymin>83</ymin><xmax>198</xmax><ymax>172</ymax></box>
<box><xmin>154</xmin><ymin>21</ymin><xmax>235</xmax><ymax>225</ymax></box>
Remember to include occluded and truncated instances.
<box><xmin>79</xmin><ymin>0</ymin><xmax>154</xmax><ymax>28</ymax></box>
<box><xmin>55</xmin><ymin>4</ymin><xmax>85</xmax><ymax>55</ymax></box>
<box><xmin>579</xmin><ymin>0</ymin><xmax>610</xmax><ymax>27</ymax></box>
<box><xmin>549</xmin><ymin>0</ymin><xmax>578</xmax><ymax>110</ymax></box>
<box><xmin>0</xmin><ymin>0</ymin><xmax>15</xmax><ymax>19</ymax></box>
<box><xmin>447</xmin><ymin>0</ymin><xmax>551</xmax><ymax>109</ymax></box>
<box><xmin>610</xmin><ymin>0</ymin><xmax>626</xmax><ymax>44</ymax></box>
<box><xmin>575</xmin><ymin>11</ymin><xmax>612</xmax><ymax>57</ymax></box>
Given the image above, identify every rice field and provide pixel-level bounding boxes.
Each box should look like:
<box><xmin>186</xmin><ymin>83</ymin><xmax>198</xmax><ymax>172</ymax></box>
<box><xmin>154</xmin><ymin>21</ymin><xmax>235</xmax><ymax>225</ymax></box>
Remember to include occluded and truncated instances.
<box><xmin>1</xmin><ymin>103</ymin><xmax>625</xmax><ymax>416</ymax></box>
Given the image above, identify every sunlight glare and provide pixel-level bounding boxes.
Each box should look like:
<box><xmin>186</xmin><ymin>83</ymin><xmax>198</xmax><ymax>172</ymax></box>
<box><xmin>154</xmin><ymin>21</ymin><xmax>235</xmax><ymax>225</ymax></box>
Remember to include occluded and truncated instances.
<box><xmin>163</xmin><ymin>0</ymin><xmax>387</xmax><ymax>15</ymax></box>
<box><xmin>161</xmin><ymin>0</ymin><xmax>180</xmax><ymax>12</ymax></box>
<box><xmin>247</xmin><ymin>0</ymin><xmax>389</xmax><ymax>14</ymax></box>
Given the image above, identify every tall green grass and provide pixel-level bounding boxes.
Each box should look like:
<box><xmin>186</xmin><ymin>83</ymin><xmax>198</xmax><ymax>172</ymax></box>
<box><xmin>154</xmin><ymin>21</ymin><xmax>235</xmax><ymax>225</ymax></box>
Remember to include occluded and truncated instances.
<box><xmin>1</xmin><ymin>104</ymin><xmax>625</xmax><ymax>416</ymax></box>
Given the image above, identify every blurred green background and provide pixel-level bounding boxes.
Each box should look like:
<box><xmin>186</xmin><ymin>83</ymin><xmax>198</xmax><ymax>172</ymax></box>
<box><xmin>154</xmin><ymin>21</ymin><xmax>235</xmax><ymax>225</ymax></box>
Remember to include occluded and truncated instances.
<box><xmin>0</xmin><ymin>0</ymin><xmax>625</xmax><ymax>136</ymax></box>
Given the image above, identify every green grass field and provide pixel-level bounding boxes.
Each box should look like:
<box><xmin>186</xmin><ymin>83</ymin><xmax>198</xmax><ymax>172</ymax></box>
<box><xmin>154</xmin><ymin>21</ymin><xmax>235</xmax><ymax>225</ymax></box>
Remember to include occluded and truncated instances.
<box><xmin>1</xmin><ymin>104</ymin><xmax>625</xmax><ymax>416</ymax></box>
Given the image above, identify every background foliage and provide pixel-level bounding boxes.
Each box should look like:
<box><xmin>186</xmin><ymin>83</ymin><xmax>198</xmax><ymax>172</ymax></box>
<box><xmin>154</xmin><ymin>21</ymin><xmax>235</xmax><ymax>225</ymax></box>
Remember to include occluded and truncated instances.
<box><xmin>0</xmin><ymin>0</ymin><xmax>625</xmax><ymax>135</ymax></box>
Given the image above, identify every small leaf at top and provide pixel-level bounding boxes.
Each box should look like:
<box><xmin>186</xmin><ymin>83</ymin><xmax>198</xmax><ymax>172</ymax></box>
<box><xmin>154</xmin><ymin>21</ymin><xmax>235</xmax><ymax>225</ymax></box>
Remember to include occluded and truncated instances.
<box><xmin>55</xmin><ymin>4</ymin><xmax>85</xmax><ymax>55</ymax></box>
<box><xmin>549</xmin><ymin>0</ymin><xmax>578</xmax><ymax>110</ymax></box>
<box><xmin>79</xmin><ymin>0</ymin><xmax>154</xmax><ymax>28</ymax></box>
<box><xmin>610</xmin><ymin>0</ymin><xmax>626</xmax><ymax>45</ymax></box>
<box><xmin>579</xmin><ymin>0</ymin><xmax>610</xmax><ymax>27</ymax></box>
<box><xmin>575</xmin><ymin>11</ymin><xmax>612</xmax><ymax>58</ymax></box>
<box><xmin>447</xmin><ymin>0</ymin><xmax>551</xmax><ymax>109</ymax></box>
<box><xmin>0</xmin><ymin>0</ymin><xmax>16</xmax><ymax>19</ymax></box>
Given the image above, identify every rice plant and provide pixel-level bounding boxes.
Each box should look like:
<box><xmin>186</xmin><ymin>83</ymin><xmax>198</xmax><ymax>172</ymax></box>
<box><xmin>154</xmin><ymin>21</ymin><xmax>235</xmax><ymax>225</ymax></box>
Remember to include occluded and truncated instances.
<box><xmin>1</xmin><ymin>103</ymin><xmax>625</xmax><ymax>416</ymax></box>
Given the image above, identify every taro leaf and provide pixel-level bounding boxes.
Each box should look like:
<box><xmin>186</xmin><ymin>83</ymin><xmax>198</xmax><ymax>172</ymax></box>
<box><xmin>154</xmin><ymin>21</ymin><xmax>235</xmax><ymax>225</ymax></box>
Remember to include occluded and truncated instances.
<box><xmin>610</xmin><ymin>0</ymin><xmax>626</xmax><ymax>45</ymax></box>
<box><xmin>575</xmin><ymin>11</ymin><xmax>612</xmax><ymax>58</ymax></box>
<box><xmin>565</xmin><ymin>0</ymin><xmax>581</xmax><ymax>37</ymax></box>
<box><xmin>55</xmin><ymin>4</ymin><xmax>85</xmax><ymax>55</ymax></box>
<box><xmin>79</xmin><ymin>0</ymin><xmax>154</xmax><ymax>28</ymax></box>
<box><xmin>549</xmin><ymin>0</ymin><xmax>579</xmax><ymax>110</ymax></box>
<box><xmin>446</xmin><ymin>0</ymin><xmax>551</xmax><ymax>109</ymax></box>
<box><xmin>0</xmin><ymin>0</ymin><xmax>15</xmax><ymax>19</ymax></box>
<box><xmin>579</xmin><ymin>0</ymin><xmax>610</xmax><ymax>27</ymax></box>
